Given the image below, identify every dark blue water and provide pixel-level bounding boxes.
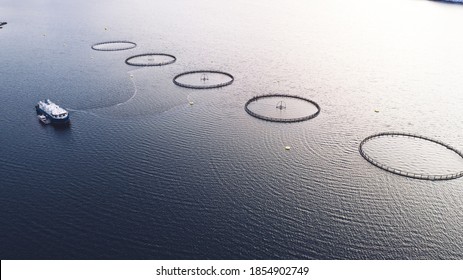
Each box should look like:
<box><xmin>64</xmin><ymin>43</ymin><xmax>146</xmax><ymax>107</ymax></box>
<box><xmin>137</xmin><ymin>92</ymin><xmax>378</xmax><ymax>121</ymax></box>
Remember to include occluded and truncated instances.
<box><xmin>1</xmin><ymin>0</ymin><xmax>463</xmax><ymax>259</ymax></box>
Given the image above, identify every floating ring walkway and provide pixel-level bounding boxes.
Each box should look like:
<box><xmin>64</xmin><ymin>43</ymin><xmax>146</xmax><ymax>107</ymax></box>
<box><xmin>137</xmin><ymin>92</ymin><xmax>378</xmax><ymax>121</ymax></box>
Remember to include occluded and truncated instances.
<box><xmin>359</xmin><ymin>132</ymin><xmax>463</xmax><ymax>181</ymax></box>
<box><xmin>244</xmin><ymin>94</ymin><xmax>321</xmax><ymax>123</ymax></box>
<box><xmin>125</xmin><ymin>53</ymin><xmax>176</xmax><ymax>66</ymax></box>
<box><xmin>91</xmin><ymin>41</ymin><xmax>137</xmax><ymax>51</ymax></box>
<box><xmin>173</xmin><ymin>70</ymin><xmax>234</xmax><ymax>89</ymax></box>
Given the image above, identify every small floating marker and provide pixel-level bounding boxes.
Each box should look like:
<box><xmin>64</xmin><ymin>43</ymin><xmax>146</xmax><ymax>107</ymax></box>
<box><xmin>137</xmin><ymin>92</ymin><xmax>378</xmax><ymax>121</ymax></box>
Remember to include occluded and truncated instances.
<box><xmin>374</xmin><ymin>109</ymin><xmax>380</xmax><ymax>113</ymax></box>
<box><xmin>104</xmin><ymin>27</ymin><xmax>108</xmax><ymax>31</ymax></box>
<box><xmin>189</xmin><ymin>101</ymin><xmax>194</xmax><ymax>105</ymax></box>
<box><xmin>130</xmin><ymin>74</ymin><xmax>134</xmax><ymax>78</ymax></box>
<box><xmin>285</xmin><ymin>146</ymin><xmax>291</xmax><ymax>150</ymax></box>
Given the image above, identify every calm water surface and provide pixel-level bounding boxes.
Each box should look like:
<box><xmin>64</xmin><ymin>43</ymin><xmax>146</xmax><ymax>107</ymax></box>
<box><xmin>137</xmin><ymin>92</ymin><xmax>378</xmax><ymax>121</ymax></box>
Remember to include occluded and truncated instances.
<box><xmin>1</xmin><ymin>0</ymin><xmax>463</xmax><ymax>259</ymax></box>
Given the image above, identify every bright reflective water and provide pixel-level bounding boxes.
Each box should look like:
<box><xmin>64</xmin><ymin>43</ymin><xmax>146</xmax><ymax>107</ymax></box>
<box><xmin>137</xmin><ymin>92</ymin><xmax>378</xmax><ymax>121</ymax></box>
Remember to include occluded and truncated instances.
<box><xmin>1</xmin><ymin>0</ymin><xmax>463</xmax><ymax>259</ymax></box>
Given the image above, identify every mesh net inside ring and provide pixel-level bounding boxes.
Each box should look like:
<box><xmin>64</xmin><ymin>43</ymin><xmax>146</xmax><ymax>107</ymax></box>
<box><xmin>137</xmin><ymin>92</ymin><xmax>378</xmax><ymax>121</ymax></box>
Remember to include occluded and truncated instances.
<box><xmin>125</xmin><ymin>53</ymin><xmax>176</xmax><ymax>66</ymax></box>
<box><xmin>173</xmin><ymin>70</ymin><xmax>234</xmax><ymax>89</ymax></box>
<box><xmin>244</xmin><ymin>94</ymin><xmax>321</xmax><ymax>123</ymax></box>
<box><xmin>359</xmin><ymin>132</ymin><xmax>463</xmax><ymax>181</ymax></box>
<box><xmin>91</xmin><ymin>41</ymin><xmax>137</xmax><ymax>51</ymax></box>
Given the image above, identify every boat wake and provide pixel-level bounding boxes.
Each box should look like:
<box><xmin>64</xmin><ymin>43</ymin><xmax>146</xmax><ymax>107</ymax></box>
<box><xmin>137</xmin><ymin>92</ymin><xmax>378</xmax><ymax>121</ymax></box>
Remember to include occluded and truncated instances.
<box><xmin>65</xmin><ymin>65</ymin><xmax>191</xmax><ymax>121</ymax></box>
<box><xmin>115</xmin><ymin>69</ymin><xmax>139</xmax><ymax>107</ymax></box>
<box><xmin>65</xmin><ymin>68</ymin><xmax>142</xmax><ymax>118</ymax></box>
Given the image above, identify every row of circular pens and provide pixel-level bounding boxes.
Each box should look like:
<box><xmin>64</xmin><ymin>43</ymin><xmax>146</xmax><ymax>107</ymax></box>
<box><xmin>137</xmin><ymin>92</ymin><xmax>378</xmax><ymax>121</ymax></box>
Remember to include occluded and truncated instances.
<box><xmin>91</xmin><ymin>40</ymin><xmax>463</xmax><ymax>181</ymax></box>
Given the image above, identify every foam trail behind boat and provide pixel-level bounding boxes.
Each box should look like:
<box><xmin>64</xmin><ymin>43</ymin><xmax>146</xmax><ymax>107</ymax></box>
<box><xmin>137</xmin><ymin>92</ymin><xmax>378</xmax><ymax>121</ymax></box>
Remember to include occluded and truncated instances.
<box><xmin>115</xmin><ymin>68</ymin><xmax>139</xmax><ymax>107</ymax></box>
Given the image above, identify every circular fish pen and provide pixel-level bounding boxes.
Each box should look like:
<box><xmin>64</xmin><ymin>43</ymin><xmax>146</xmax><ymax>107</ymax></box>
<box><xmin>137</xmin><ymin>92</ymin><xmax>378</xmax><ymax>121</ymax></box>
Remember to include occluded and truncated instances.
<box><xmin>125</xmin><ymin>53</ymin><xmax>176</xmax><ymax>66</ymax></box>
<box><xmin>91</xmin><ymin>41</ymin><xmax>137</xmax><ymax>51</ymax></box>
<box><xmin>173</xmin><ymin>70</ymin><xmax>234</xmax><ymax>89</ymax></box>
<box><xmin>359</xmin><ymin>132</ymin><xmax>463</xmax><ymax>181</ymax></box>
<box><xmin>244</xmin><ymin>94</ymin><xmax>320</xmax><ymax>123</ymax></box>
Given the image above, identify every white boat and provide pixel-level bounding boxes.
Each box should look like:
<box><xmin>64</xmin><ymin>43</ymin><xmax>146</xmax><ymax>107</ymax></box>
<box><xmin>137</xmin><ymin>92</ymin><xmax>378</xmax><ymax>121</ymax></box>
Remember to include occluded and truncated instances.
<box><xmin>35</xmin><ymin>99</ymin><xmax>70</xmax><ymax>125</ymax></box>
<box><xmin>37</xmin><ymin>114</ymin><xmax>51</xmax><ymax>124</ymax></box>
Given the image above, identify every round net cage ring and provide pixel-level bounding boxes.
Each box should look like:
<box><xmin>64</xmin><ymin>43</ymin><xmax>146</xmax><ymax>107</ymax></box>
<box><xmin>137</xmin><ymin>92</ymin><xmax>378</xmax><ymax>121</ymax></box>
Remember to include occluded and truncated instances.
<box><xmin>125</xmin><ymin>53</ymin><xmax>177</xmax><ymax>67</ymax></box>
<box><xmin>244</xmin><ymin>94</ymin><xmax>321</xmax><ymax>123</ymax></box>
<box><xmin>359</xmin><ymin>132</ymin><xmax>463</xmax><ymax>181</ymax></box>
<box><xmin>173</xmin><ymin>70</ymin><xmax>234</xmax><ymax>89</ymax></box>
<box><xmin>91</xmin><ymin>41</ymin><xmax>137</xmax><ymax>51</ymax></box>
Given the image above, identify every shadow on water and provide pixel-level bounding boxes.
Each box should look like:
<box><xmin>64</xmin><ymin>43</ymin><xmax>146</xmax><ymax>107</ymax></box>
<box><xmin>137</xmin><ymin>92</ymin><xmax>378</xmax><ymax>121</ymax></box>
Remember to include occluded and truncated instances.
<box><xmin>37</xmin><ymin>118</ymin><xmax>72</xmax><ymax>133</ymax></box>
<box><xmin>51</xmin><ymin>123</ymin><xmax>72</xmax><ymax>132</ymax></box>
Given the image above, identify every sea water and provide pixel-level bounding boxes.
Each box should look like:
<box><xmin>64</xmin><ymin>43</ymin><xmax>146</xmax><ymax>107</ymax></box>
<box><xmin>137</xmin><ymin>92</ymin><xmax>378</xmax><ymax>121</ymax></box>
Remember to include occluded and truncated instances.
<box><xmin>0</xmin><ymin>0</ymin><xmax>462</xmax><ymax>259</ymax></box>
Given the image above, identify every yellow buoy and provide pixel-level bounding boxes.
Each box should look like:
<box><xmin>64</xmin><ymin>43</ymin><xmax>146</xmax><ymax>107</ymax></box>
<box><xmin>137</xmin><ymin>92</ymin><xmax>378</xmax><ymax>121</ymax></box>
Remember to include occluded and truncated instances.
<box><xmin>285</xmin><ymin>146</ymin><xmax>291</xmax><ymax>150</ymax></box>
